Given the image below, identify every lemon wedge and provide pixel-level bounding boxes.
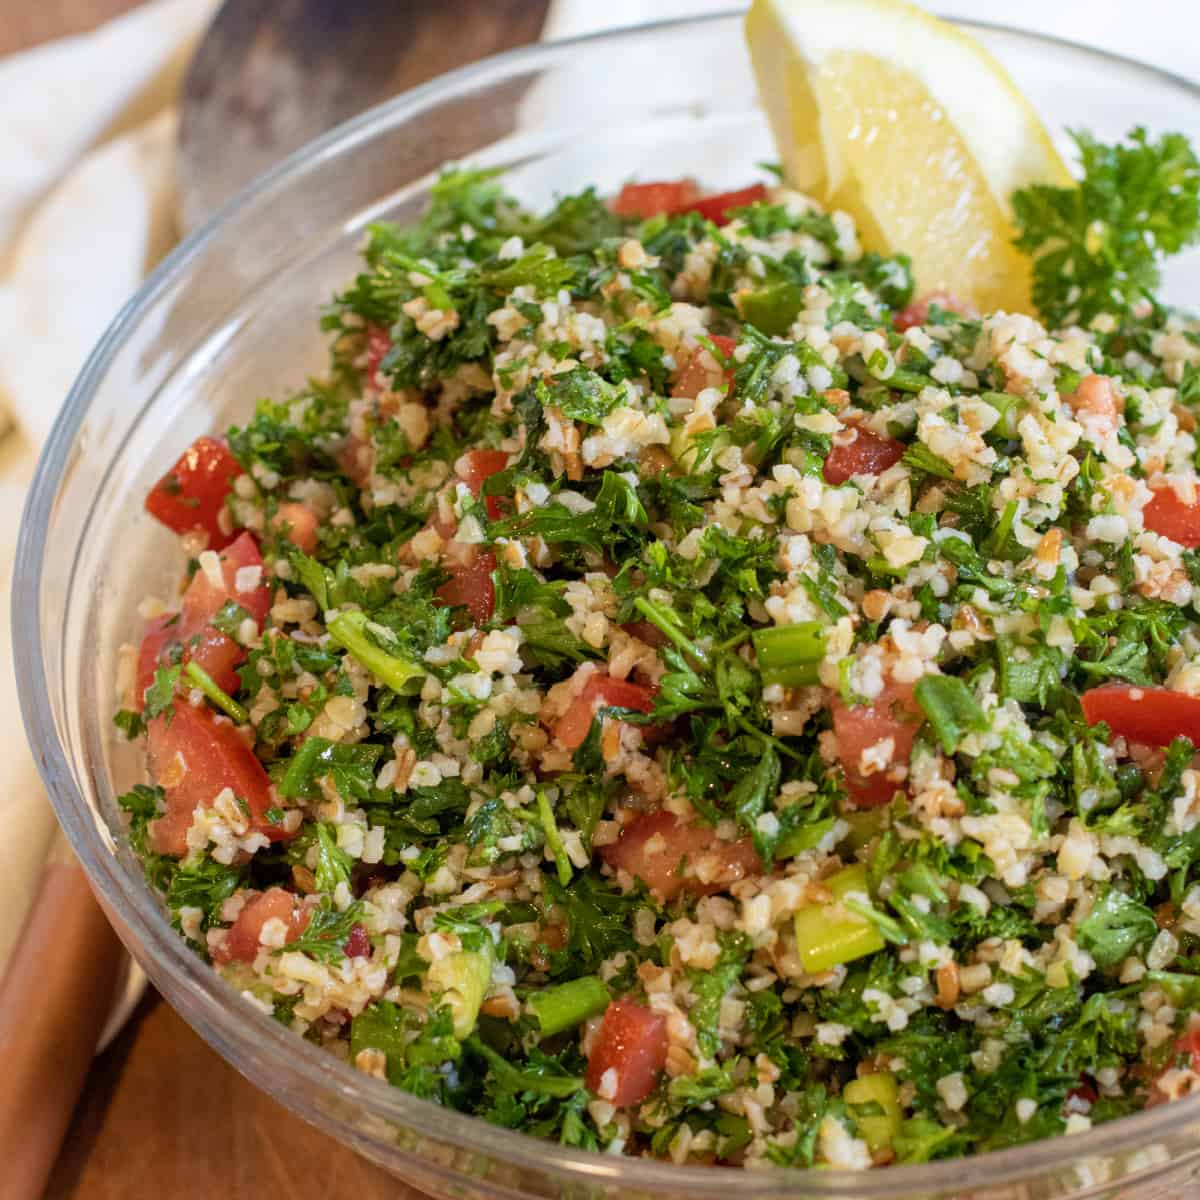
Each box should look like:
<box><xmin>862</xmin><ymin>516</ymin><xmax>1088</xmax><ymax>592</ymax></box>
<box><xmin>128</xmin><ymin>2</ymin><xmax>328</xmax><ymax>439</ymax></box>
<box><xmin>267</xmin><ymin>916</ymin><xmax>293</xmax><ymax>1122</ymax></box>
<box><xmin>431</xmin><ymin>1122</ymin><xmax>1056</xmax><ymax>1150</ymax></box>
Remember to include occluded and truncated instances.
<box><xmin>744</xmin><ymin>0</ymin><xmax>1072</xmax><ymax>313</ymax></box>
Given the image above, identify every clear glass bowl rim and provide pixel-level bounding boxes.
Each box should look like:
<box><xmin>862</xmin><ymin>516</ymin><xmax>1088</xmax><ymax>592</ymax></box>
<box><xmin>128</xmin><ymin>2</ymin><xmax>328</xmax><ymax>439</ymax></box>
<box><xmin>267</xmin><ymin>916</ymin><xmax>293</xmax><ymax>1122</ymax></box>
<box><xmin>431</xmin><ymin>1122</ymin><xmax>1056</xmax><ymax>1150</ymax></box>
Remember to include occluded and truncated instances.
<box><xmin>14</xmin><ymin>10</ymin><xmax>1200</xmax><ymax>1195</ymax></box>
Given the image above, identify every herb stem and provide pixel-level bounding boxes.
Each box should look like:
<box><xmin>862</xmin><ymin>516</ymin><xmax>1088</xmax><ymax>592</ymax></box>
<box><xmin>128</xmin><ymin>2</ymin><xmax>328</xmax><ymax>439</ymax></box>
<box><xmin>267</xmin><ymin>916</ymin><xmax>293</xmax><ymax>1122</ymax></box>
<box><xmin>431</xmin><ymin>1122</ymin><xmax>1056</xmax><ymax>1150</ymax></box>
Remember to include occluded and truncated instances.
<box><xmin>184</xmin><ymin>661</ymin><xmax>248</xmax><ymax>724</ymax></box>
<box><xmin>632</xmin><ymin>595</ymin><xmax>710</xmax><ymax>667</ymax></box>
<box><xmin>327</xmin><ymin>609</ymin><xmax>426</xmax><ymax>694</ymax></box>
<box><xmin>537</xmin><ymin>790</ymin><xmax>574</xmax><ymax>886</ymax></box>
<box><xmin>715</xmin><ymin>630</ymin><xmax>753</xmax><ymax>654</ymax></box>
<box><xmin>729</xmin><ymin>709</ymin><xmax>805</xmax><ymax>762</ymax></box>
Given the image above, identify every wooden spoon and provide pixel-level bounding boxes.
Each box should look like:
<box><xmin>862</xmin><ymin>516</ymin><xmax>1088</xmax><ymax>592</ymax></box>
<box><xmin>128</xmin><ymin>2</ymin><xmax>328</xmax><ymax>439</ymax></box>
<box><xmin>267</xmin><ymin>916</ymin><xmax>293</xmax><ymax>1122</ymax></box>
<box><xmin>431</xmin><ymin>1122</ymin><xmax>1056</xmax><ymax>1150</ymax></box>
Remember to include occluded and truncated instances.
<box><xmin>0</xmin><ymin>833</ymin><xmax>124</xmax><ymax>1200</ymax></box>
<box><xmin>177</xmin><ymin>0</ymin><xmax>550</xmax><ymax>231</ymax></box>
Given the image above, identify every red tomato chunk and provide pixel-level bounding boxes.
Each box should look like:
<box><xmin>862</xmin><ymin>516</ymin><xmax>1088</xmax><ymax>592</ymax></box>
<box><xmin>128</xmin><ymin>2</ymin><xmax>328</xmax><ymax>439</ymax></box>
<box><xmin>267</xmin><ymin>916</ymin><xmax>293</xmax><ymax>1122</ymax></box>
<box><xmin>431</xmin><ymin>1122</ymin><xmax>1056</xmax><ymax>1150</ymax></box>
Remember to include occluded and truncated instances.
<box><xmin>435</xmin><ymin>549</ymin><xmax>497</xmax><ymax>627</ymax></box>
<box><xmin>823</xmin><ymin>423</ymin><xmax>906</xmax><ymax>486</ymax></box>
<box><xmin>671</xmin><ymin>334</ymin><xmax>737</xmax><ymax>401</ymax></box>
<box><xmin>685</xmin><ymin>184</ymin><xmax>768</xmax><ymax>225</ymax></box>
<box><xmin>832</xmin><ymin>680</ymin><xmax>923</xmax><ymax>808</ymax></box>
<box><xmin>1066</xmin><ymin>1079</ymin><xmax>1099</xmax><ymax>1109</ymax></box>
<box><xmin>893</xmin><ymin>290</ymin><xmax>976</xmax><ymax>331</ymax></box>
<box><xmin>1065</xmin><ymin>374</ymin><xmax>1123</xmax><ymax>435</ymax></box>
<box><xmin>610</xmin><ymin>180</ymin><xmax>699</xmax><ymax>219</ymax></box>
<box><xmin>212</xmin><ymin>887</ymin><xmax>311</xmax><ymax>965</ymax></box>
<box><xmin>1081</xmin><ymin>684</ymin><xmax>1200</xmax><ymax>748</ymax></box>
<box><xmin>554</xmin><ymin>674</ymin><xmax>657</xmax><ymax>752</ymax></box>
<box><xmin>429</xmin><ymin>450</ymin><xmax>512</xmax><ymax>625</ymax></box>
<box><xmin>584</xmin><ymin>998</ymin><xmax>669</xmax><ymax>1107</ymax></box>
<box><xmin>181</xmin><ymin>531</ymin><xmax>271</xmax><ymax>630</ymax></box>
<box><xmin>144</xmin><ymin>436</ymin><xmax>243</xmax><ymax>550</ymax></box>
<box><xmin>135</xmin><ymin>614</ymin><xmax>177</xmax><ymax>711</ymax></box>
<box><xmin>611</xmin><ymin>180</ymin><xmax>767</xmax><ymax>226</ymax></box>
<box><xmin>1148</xmin><ymin>1031</ymin><xmax>1200</xmax><ymax>1106</ymax></box>
<box><xmin>456</xmin><ymin>448</ymin><xmax>509</xmax><ymax>520</ymax></box>
<box><xmin>146</xmin><ymin>701</ymin><xmax>290</xmax><ymax>857</ymax></box>
<box><xmin>136</xmin><ymin>531</ymin><xmax>272</xmax><ymax>706</ymax></box>
<box><xmin>1143</xmin><ymin>485</ymin><xmax>1200</xmax><ymax>549</ymax></box>
<box><xmin>599</xmin><ymin>810</ymin><xmax>760</xmax><ymax>902</ymax></box>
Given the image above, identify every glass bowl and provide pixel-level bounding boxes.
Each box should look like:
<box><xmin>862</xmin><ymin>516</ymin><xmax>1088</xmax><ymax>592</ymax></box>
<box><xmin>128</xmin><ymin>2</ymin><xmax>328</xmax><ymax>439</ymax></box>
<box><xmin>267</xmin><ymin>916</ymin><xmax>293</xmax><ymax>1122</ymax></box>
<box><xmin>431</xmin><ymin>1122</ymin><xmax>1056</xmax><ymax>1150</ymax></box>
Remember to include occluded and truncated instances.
<box><xmin>15</xmin><ymin>12</ymin><xmax>1200</xmax><ymax>1199</ymax></box>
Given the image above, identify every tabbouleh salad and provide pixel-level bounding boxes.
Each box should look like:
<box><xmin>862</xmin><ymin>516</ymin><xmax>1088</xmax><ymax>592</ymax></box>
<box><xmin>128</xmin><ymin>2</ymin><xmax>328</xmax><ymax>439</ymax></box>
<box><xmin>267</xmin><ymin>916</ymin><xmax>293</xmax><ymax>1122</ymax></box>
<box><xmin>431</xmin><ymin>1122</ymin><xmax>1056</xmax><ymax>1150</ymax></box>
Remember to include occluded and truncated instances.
<box><xmin>117</xmin><ymin>127</ymin><xmax>1200</xmax><ymax>1170</ymax></box>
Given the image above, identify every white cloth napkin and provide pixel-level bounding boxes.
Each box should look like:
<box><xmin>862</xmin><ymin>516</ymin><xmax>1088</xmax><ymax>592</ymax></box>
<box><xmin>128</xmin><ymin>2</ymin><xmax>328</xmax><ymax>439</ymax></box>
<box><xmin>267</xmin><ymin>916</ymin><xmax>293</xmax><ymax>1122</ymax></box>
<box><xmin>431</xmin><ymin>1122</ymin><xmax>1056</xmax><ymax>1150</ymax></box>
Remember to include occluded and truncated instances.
<box><xmin>0</xmin><ymin>0</ymin><xmax>217</xmax><ymax>1030</ymax></box>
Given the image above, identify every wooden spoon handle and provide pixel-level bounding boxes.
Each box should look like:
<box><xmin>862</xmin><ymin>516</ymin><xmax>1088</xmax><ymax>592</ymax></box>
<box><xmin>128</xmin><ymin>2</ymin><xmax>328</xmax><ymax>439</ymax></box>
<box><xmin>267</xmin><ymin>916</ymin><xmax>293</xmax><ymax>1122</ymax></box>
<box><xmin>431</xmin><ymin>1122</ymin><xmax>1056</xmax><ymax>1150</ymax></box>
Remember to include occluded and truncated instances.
<box><xmin>0</xmin><ymin>836</ymin><xmax>124</xmax><ymax>1199</ymax></box>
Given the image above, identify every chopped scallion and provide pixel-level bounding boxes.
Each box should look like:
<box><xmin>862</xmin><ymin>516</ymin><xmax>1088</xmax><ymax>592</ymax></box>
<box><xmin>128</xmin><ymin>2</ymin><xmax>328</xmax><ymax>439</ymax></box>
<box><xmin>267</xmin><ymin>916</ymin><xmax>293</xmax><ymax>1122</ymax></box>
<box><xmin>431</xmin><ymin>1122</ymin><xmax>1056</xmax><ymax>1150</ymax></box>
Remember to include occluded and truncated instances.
<box><xmin>527</xmin><ymin>975</ymin><xmax>610</xmax><ymax>1037</ymax></box>
<box><xmin>751</xmin><ymin>622</ymin><xmax>826</xmax><ymax>687</ymax></box>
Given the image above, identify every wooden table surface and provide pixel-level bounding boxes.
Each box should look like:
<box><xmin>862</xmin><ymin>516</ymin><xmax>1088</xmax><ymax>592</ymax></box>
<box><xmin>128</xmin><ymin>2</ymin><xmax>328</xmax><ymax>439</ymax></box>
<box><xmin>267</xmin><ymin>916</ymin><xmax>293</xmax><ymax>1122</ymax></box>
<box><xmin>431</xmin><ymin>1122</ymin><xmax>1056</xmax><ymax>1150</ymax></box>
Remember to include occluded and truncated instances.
<box><xmin>4</xmin><ymin>2</ymin><xmax>544</xmax><ymax>1196</ymax></box>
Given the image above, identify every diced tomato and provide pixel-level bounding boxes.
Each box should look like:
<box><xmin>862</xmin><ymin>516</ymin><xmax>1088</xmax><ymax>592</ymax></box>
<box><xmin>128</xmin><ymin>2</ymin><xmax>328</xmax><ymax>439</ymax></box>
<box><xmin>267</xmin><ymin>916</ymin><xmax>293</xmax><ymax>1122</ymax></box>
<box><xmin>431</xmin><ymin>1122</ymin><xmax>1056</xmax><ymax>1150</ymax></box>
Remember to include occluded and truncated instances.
<box><xmin>456</xmin><ymin>448</ymin><xmax>509</xmax><ymax>520</ymax></box>
<box><xmin>134</xmin><ymin>614</ymin><xmax>177</xmax><ymax>711</ymax></box>
<box><xmin>177</xmin><ymin>531</ymin><xmax>272</xmax><ymax>693</ymax></box>
<box><xmin>344</xmin><ymin>923</ymin><xmax>371</xmax><ymax>960</ymax></box>
<box><xmin>832</xmin><ymin>680</ymin><xmax>923</xmax><ymax>808</ymax></box>
<box><xmin>270</xmin><ymin>501</ymin><xmax>319</xmax><ymax>555</ymax></box>
<box><xmin>611</xmin><ymin>180</ymin><xmax>768</xmax><ymax>225</ymax></box>
<box><xmin>135</xmin><ymin>533</ymin><xmax>271</xmax><ymax>707</ymax></box>
<box><xmin>365</xmin><ymin>324</ymin><xmax>392</xmax><ymax>390</ymax></box>
<box><xmin>708</xmin><ymin>334</ymin><xmax>737</xmax><ymax>361</ymax></box>
<box><xmin>1147</xmin><ymin>1030</ymin><xmax>1200</xmax><ymax>1107</ymax></box>
<box><xmin>1143</xmin><ymin>485</ymin><xmax>1200</xmax><ymax>549</ymax></box>
<box><xmin>181</xmin><ymin>531</ymin><xmax>271</xmax><ymax>631</ymax></box>
<box><xmin>610</xmin><ymin>180</ymin><xmax>699</xmax><ymax>219</ymax></box>
<box><xmin>1081</xmin><ymin>684</ymin><xmax>1200</xmax><ymax>748</ymax></box>
<box><xmin>436</xmin><ymin>549</ymin><xmax>496</xmax><ymax>627</ymax></box>
<box><xmin>600</xmin><ymin>810</ymin><xmax>760</xmax><ymax>902</ymax></box>
<box><xmin>144</xmin><ymin>436</ymin><xmax>243</xmax><ymax>550</ymax></box>
<box><xmin>1066</xmin><ymin>1079</ymin><xmax>1099</xmax><ymax>1109</ymax></box>
<box><xmin>212</xmin><ymin>888</ymin><xmax>311</xmax><ymax>965</ymax></box>
<box><xmin>893</xmin><ymin>291</ymin><xmax>976</xmax><ymax>331</ymax></box>
<box><xmin>146</xmin><ymin>701</ymin><xmax>290</xmax><ymax>857</ymax></box>
<box><xmin>554</xmin><ymin>674</ymin><xmax>658</xmax><ymax>752</ymax></box>
<box><xmin>187</xmin><ymin>628</ymin><xmax>247</xmax><ymax>698</ymax></box>
<box><xmin>584</xmin><ymin>998</ymin><xmax>669</xmax><ymax>1107</ymax></box>
<box><xmin>823</xmin><ymin>424</ymin><xmax>906</xmax><ymax>486</ymax></box>
<box><xmin>685</xmin><ymin>184</ymin><xmax>768</xmax><ymax>225</ymax></box>
<box><xmin>671</xmin><ymin>334</ymin><xmax>738</xmax><ymax>401</ymax></box>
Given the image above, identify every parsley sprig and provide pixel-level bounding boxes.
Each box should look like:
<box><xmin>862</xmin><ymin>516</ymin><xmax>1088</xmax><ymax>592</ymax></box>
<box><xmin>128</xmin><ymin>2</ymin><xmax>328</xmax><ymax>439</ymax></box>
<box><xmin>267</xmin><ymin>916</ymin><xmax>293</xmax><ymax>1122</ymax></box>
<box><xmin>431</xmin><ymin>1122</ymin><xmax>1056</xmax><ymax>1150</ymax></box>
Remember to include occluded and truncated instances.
<box><xmin>1013</xmin><ymin>127</ymin><xmax>1200</xmax><ymax>326</ymax></box>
